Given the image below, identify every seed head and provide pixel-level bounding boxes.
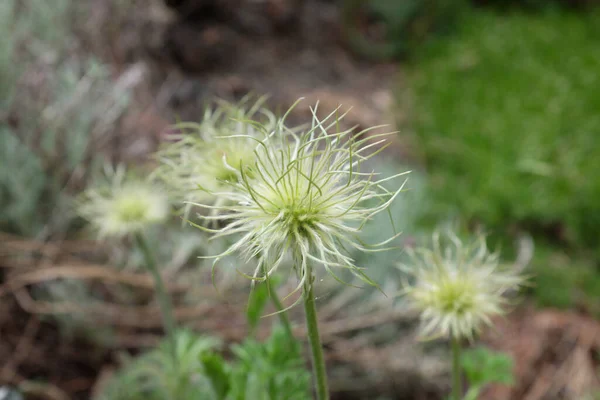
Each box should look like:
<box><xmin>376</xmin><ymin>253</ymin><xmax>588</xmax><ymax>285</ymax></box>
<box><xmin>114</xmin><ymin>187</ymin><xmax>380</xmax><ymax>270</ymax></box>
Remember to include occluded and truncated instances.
<box><xmin>78</xmin><ymin>165</ymin><xmax>170</xmax><ymax>238</ymax></box>
<box><xmin>190</xmin><ymin>103</ymin><xmax>409</xmax><ymax>298</ymax></box>
<box><xmin>401</xmin><ymin>231</ymin><xmax>524</xmax><ymax>341</ymax></box>
<box><xmin>154</xmin><ymin>98</ymin><xmax>277</xmax><ymax>212</ymax></box>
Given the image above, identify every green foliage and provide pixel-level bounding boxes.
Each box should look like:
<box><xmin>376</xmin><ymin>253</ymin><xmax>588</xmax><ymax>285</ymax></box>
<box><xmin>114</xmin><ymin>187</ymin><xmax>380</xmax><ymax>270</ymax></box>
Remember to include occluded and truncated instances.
<box><xmin>404</xmin><ymin>9</ymin><xmax>600</xmax><ymax>309</ymax></box>
<box><xmin>228</xmin><ymin>327</ymin><xmax>311</xmax><ymax>400</ymax></box>
<box><xmin>474</xmin><ymin>0</ymin><xmax>598</xmax><ymax>10</ymax></box>
<box><xmin>97</xmin><ymin>327</ymin><xmax>311</xmax><ymax>400</ymax></box>
<box><xmin>0</xmin><ymin>0</ymin><xmax>17</xmax><ymax>109</ymax></box>
<box><xmin>246</xmin><ymin>280</ymin><xmax>273</xmax><ymax>335</ymax></box>
<box><xmin>462</xmin><ymin>347</ymin><xmax>514</xmax><ymax>387</ymax></box>
<box><xmin>97</xmin><ymin>330</ymin><xmax>224</xmax><ymax>400</ymax></box>
<box><xmin>12</xmin><ymin>0</ymin><xmax>73</xmax><ymax>53</ymax></box>
<box><xmin>461</xmin><ymin>347</ymin><xmax>514</xmax><ymax>400</ymax></box>
<box><xmin>1</xmin><ymin>0</ymin><xmax>74</xmax><ymax>107</ymax></box>
<box><xmin>1</xmin><ymin>60</ymin><xmax>130</xmax><ymax>237</ymax></box>
<box><xmin>0</xmin><ymin>131</ymin><xmax>50</xmax><ymax>235</ymax></box>
<box><xmin>529</xmin><ymin>245</ymin><xmax>600</xmax><ymax>315</ymax></box>
<box><xmin>97</xmin><ymin>248</ymin><xmax>310</xmax><ymax>400</ymax></box>
<box><xmin>341</xmin><ymin>0</ymin><xmax>469</xmax><ymax>60</ymax></box>
<box><xmin>0</xmin><ymin>387</ymin><xmax>24</xmax><ymax>400</ymax></box>
<box><xmin>406</xmin><ymin>10</ymin><xmax>600</xmax><ymax>251</ymax></box>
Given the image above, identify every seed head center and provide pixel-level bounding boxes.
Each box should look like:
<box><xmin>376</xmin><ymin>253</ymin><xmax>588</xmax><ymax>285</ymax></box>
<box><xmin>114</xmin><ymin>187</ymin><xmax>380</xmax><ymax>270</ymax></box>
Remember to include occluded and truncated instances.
<box><xmin>115</xmin><ymin>196</ymin><xmax>148</xmax><ymax>222</ymax></box>
<box><xmin>437</xmin><ymin>280</ymin><xmax>476</xmax><ymax>315</ymax></box>
<box><xmin>282</xmin><ymin>206</ymin><xmax>316</xmax><ymax>232</ymax></box>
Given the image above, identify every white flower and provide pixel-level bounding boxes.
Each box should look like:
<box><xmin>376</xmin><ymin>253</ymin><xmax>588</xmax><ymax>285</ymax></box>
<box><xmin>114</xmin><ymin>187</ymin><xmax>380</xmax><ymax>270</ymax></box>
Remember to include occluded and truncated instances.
<box><xmin>154</xmin><ymin>97</ymin><xmax>278</xmax><ymax>211</ymax></box>
<box><xmin>189</xmin><ymin>102</ymin><xmax>409</xmax><ymax>300</ymax></box>
<box><xmin>401</xmin><ymin>231</ymin><xmax>524</xmax><ymax>341</ymax></box>
<box><xmin>78</xmin><ymin>165</ymin><xmax>170</xmax><ymax>238</ymax></box>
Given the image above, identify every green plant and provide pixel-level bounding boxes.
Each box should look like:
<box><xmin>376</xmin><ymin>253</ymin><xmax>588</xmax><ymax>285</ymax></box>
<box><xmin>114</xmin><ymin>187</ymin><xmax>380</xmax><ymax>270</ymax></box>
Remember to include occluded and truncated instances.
<box><xmin>473</xmin><ymin>0</ymin><xmax>599</xmax><ymax>10</ymax></box>
<box><xmin>528</xmin><ymin>244</ymin><xmax>600</xmax><ymax>315</ymax></box>
<box><xmin>97</xmin><ymin>285</ymin><xmax>310</xmax><ymax>400</ymax></box>
<box><xmin>99</xmin><ymin>326</ymin><xmax>311</xmax><ymax>400</ymax></box>
<box><xmin>180</xmin><ymin>102</ymin><xmax>408</xmax><ymax>399</ymax></box>
<box><xmin>227</xmin><ymin>327</ymin><xmax>311</xmax><ymax>400</ymax></box>
<box><xmin>461</xmin><ymin>346</ymin><xmax>514</xmax><ymax>400</ymax></box>
<box><xmin>97</xmin><ymin>330</ymin><xmax>225</xmax><ymax>400</ymax></box>
<box><xmin>1</xmin><ymin>0</ymin><xmax>131</xmax><ymax>238</ymax></box>
<box><xmin>401</xmin><ymin>231</ymin><xmax>523</xmax><ymax>400</ymax></box>
<box><xmin>405</xmin><ymin>9</ymin><xmax>600</xmax><ymax>253</ymax></box>
<box><xmin>341</xmin><ymin>0</ymin><xmax>469</xmax><ymax>60</ymax></box>
<box><xmin>77</xmin><ymin>166</ymin><xmax>178</xmax><ymax>359</ymax></box>
<box><xmin>403</xmin><ymin>9</ymin><xmax>600</xmax><ymax>313</ymax></box>
<box><xmin>0</xmin><ymin>0</ymin><xmax>17</xmax><ymax>109</ymax></box>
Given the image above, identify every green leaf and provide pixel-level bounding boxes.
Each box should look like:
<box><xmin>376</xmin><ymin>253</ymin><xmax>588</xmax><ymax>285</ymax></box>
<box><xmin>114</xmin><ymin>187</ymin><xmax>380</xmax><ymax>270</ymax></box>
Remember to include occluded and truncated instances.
<box><xmin>201</xmin><ymin>353</ymin><xmax>230</xmax><ymax>399</ymax></box>
<box><xmin>461</xmin><ymin>346</ymin><xmax>514</xmax><ymax>388</ymax></box>
<box><xmin>228</xmin><ymin>326</ymin><xmax>311</xmax><ymax>400</ymax></box>
<box><xmin>246</xmin><ymin>277</ymin><xmax>279</xmax><ymax>334</ymax></box>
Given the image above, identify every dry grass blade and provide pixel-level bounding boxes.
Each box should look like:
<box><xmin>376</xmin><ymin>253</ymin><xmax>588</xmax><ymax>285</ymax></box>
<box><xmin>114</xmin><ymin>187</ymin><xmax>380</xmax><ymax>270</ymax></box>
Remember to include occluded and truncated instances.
<box><xmin>0</xmin><ymin>264</ymin><xmax>189</xmax><ymax>297</ymax></box>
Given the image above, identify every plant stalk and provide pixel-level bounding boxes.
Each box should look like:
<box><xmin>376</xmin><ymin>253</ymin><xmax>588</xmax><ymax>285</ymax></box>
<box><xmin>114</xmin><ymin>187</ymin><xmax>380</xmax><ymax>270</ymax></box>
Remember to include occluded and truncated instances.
<box><xmin>451</xmin><ymin>336</ymin><xmax>462</xmax><ymax>400</ymax></box>
<box><xmin>266</xmin><ymin>278</ymin><xmax>294</xmax><ymax>339</ymax></box>
<box><xmin>302</xmin><ymin>265</ymin><xmax>329</xmax><ymax>400</ymax></box>
<box><xmin>134</xmin><ymin>233</ymin><xmax>177</xmax><ymax>357</ymax></box>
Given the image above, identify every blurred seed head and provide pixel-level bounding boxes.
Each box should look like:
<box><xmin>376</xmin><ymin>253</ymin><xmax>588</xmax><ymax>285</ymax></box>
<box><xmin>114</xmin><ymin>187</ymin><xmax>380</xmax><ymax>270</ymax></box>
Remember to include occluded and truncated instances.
<box><xmin>154</xmin><ymin>97</ymin><xmax>278</xmax><ymax>213</ymax></box>
<box><xmin>78</xmin><ymin>165</ymin><xmax>170</xmax><ymax>238</ymax></box>
<box><xmin>401</xmin><ymin>230</ymin><xmax>525</xmax><ymax>341</ymax></box>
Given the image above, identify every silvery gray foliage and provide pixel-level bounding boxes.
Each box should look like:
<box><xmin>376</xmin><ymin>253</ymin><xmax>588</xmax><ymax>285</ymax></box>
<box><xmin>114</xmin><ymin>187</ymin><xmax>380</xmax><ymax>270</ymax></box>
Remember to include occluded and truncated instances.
<box><xmin>0</xmin><ymin>387</ymin><xmax>23</xmax><ymax>400</ymax></box>
<box><xmin>0</xmin><ymin>0</ymin><xmax>131</xmax><ymax>237</ymax></box>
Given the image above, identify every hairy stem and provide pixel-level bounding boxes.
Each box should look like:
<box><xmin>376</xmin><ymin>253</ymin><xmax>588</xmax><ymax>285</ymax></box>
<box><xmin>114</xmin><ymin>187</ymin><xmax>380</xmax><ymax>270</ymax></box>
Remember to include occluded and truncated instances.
<box><xmin>266</xmin><ymin>278</ymin><xmax>294</xmax><ymax>339</ymax></box>
<box><xmin>452</xmin><ymin>336</ymin><xmax>462</xmax><ymax>400</ymax></box>
<box><xmin>134</xmin><ymin>233</ymin><xmax>177</xmax><ymax>357</ymax></box>
<box><xmin>302</xmin><ymin>266</ymin><xmax>329</xmax><ymax>400</ymax></box>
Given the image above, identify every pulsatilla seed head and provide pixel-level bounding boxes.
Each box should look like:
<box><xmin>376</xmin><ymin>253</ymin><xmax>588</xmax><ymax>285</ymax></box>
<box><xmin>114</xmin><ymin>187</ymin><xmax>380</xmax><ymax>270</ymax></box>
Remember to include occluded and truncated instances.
<box><xmin>401</xmin><ymin>230</ymin><xmax>525</xmax><ymax>341</ymax></box>
<box><xmin>78</xmin><ymin>165</ymin><xmax>170</xmax><ymax>238</ymax></box>
<box><xmin>154</xmin><ymin>97</ymin><xmax>278</xmax><ymax>213</ymax></box>
<box><xmin>188</xmin><ymin>100</ymin><xmax>409</xmax><ymax>301</ymax></box>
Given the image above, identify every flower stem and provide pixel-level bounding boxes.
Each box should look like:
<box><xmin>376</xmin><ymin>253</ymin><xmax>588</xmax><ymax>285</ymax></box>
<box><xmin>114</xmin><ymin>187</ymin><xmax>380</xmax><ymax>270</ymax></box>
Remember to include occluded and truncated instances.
<box><xmin>134</xmin><ymin>233</ymin><xmax>177</xmax><ymax>354</ymax></box>
<box><xmin>302</xmin><ymin>266</ymin><xmax>329</xmax><ymax>400</ymax></box>
<box><xmin>266</xmin><ymin>278</ymin><xmax>294</xmax><ymax>339</ymax></box>
<box><xmin>451</xmin><ymin>336</ymin><xmax>463</xmax><ymax>400</ymax></box>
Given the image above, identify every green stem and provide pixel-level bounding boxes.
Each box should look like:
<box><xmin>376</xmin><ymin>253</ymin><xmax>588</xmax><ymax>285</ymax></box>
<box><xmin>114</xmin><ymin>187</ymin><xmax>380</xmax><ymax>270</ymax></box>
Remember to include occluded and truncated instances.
<box><xmin>266</xmin><ymin>278</ymin><xmax>294</xmax><ymax>339</ymax></box>
<box><xmin>452</xmin><ymin>336</ymin><xmax>463</xmax><ymax>400</ymax></box>
<box><xmin>302</xmin><ymin>266</ymin><xmax>329</xmax><ymax>400</ymax></box>
<box><xmin>134</xmin><ymin>233</ymin><xmax>177</xmax><ymax>355</ymax></box>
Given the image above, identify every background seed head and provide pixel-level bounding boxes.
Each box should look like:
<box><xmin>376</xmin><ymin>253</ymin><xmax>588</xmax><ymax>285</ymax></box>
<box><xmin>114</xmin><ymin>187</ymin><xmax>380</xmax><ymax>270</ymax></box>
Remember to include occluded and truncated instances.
<box><xmin>78</xmin><ymin>165</ymin><xmax>170</xmax><ymax>239</ymax></box>
<box><xmin>402</xmin><ymin>230</ymin><xmax>525</xmax><ymax>341</ymax></box>
<box><xmin>154</xmin><ymin>97</ymin><xmax>278</xmax><ymax>212</ymax></box>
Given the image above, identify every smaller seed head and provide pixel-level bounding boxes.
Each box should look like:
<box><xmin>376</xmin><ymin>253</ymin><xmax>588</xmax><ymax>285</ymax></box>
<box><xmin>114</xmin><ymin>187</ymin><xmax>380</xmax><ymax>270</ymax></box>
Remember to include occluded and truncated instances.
<box><xmin>402</xmin><ymin>231</ymin><xmax>524</xmax><ymax>341</ymax></box>
<box><xmin>78</xmin><ymin>165</ymin><xmax>170</xmax><ymax>238</ymax></box>
<box><xmin>154</xmin><ymin>97</ymin><xmax>277</xmax><ymax>211</ymax></box>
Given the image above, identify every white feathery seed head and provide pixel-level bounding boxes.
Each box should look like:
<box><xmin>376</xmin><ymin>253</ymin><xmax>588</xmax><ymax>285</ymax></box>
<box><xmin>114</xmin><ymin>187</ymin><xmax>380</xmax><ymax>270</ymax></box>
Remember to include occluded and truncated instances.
<box><xmin>189</xmin><ymin>100</ymin><xmax>409</xmax><ymax>301</ymax></box>
<box><xmin>401</xmin><ymin>230</ymin><xmax>525</xmax><ymax>341</ymax></box>
<box><xmin>78</xmin><ymin>165</ymin><xmax>170</xmax><ymax>238</ymax></box>
<box><xmin>154</xmin><ymin>97</ymin><xmax>278</xmax><ymax>211</ymax></box>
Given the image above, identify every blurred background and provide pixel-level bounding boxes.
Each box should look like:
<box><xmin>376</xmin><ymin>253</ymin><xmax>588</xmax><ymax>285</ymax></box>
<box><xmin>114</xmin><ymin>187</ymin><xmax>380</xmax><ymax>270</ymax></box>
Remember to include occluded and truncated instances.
<box><xmin>1</xmin><ymin>0</ymin><xmax>599</xmax><ymax>399</ymax></box>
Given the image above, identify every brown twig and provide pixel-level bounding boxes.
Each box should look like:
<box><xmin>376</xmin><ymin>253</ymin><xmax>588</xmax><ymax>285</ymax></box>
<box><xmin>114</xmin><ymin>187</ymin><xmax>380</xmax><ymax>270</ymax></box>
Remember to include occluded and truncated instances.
<box><xmin>0</xmin><ymin>264</ymin><xmax>189</xmax><ymax>297</ymax></box>
<box><xmin>12</xmin><ymin>287</ymin><xmax>216</xmax><ymax>328</ymax></box>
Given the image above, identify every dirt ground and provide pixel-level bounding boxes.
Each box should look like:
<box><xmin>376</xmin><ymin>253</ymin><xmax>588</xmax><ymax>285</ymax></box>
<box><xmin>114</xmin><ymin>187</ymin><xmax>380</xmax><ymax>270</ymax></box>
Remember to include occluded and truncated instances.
<box><xmin>482</xmin><ymin>307</ymin><xmax>600</xmax><ymax>400</ymax></box>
